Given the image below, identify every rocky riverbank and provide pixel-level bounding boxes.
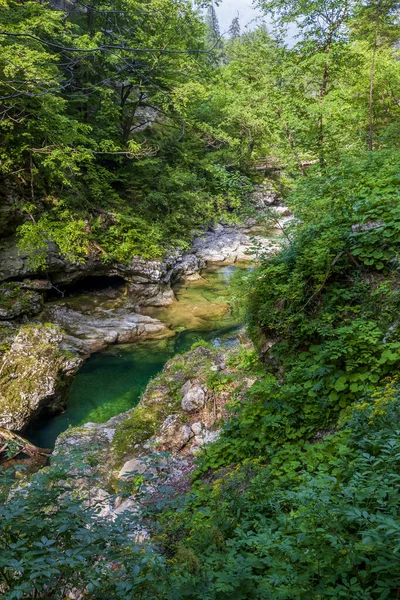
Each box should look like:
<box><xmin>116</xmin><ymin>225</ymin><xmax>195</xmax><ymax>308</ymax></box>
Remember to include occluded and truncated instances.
<box><xmin>52</xmin><ymin>340</ymin><xmax>255</xmax><ymax>520</ymax></box>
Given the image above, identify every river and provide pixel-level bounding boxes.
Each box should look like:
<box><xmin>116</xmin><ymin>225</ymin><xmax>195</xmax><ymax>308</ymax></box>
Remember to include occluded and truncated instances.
<box><xmin>29</xmin><ymin>264</ymin><xmax>247</xmax><ymax>449</ymax></box>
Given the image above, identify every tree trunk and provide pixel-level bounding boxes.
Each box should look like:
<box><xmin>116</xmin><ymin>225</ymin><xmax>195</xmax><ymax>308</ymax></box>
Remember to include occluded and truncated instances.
<box><xmin>369</xmin><ymin>34</ymin><xmax>378</xmax><ymax>151</ymax></box>
<box><xmin>318</xmin><ymin>35</ymin><xmax>333</xmax><ymax>168</ymax></box>
<box><xmin>275</xmin><ymin>106</ymin><xmax>305</xmax><ymax>175</ymax></box>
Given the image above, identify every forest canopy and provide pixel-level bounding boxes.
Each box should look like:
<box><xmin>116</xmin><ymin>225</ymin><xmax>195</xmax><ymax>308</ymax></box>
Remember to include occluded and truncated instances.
<box><xmin>1</xmin><ymin>0</ymin><xmax>399</xmax><ymax>267</ymax></box>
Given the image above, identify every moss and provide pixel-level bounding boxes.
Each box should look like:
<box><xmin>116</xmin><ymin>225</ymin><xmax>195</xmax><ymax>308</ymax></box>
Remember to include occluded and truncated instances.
<box><xmin>0</xmin><ymin>323</ymin><xmax>16</xmax><ymax>353</ymax></box>
<box><xmin>112</xmin><ymin>345</ymin><xmax>219</xmax><ymax>462</ymax></box>
<box><xmin>0</xmin><ymin>282</ymin><xmax>23</xmax><ymax>308</ymax></box>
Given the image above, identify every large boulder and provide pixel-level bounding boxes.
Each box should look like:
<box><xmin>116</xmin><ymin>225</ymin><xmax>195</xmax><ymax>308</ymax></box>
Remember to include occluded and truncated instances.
<box><xmin>181</xmin><ymin>382</ymin><xmax>206</xmax><ymax>413</ymax></box>
<box><xmin>0</xmin><ymin>325</ymin><xmax>82</xmax><ymax>431</ymax></box>
<box><xmin>156</xmin><ymin>415</ymin><xmax>194</xmax><ymax>452</ymax></box>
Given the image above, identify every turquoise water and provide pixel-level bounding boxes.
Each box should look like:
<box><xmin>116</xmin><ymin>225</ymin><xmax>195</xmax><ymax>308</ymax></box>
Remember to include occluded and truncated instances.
<box><xmin>28</xmin><ymin>265</ymin><xmax>245</xmax><ymax>449</ymax></box>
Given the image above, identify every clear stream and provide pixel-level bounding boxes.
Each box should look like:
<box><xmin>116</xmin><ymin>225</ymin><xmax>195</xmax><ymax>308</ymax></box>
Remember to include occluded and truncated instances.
<box><xmin>29</xmin><ymin>264</ymin><xmax>247</xmax><ymax>449</ymax></box>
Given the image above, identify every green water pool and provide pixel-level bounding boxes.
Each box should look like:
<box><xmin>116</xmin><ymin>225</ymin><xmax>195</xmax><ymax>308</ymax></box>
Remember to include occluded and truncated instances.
<box><xmin>28</xmin><ymin>265</ymin><xmax>246</xmax><ymax>449</ymax></box>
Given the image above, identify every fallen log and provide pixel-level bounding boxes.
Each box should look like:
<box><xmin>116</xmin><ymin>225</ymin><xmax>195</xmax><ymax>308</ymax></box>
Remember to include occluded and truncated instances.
<box><xmin>0</xmin><ymin>428</ymin><xmax>51</xmax><ymax>464</ymax></box>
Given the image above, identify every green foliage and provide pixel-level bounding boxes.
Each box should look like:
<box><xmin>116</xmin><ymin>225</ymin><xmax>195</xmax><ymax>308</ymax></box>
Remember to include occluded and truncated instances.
<box><xmin>0</xmin><ymin>0</ymin><xmax>253</xmax><ymax>266</ymax></box>
<box><xmin>156</xmin><ymin>387</ymin><xmax>400</xmax><ymax>598</ymax></box>
<box><xmin>161</xmin><ymin>151</ymin><xmax>400</xmax><ymax>596</ymax></box>
<box><xmin>200</xmin><ymin>151</ymin><xmax>400</xmax><ymax>466</ymax></box>
<box><xmin>0</xmin><ymin>455</ymin><xmax>167</xmax><ymax>599</ymax></box>
<box><xmin>2</xmin><ymin>0</ymin><xmax>400</xmax><ymax>597</ymax></box>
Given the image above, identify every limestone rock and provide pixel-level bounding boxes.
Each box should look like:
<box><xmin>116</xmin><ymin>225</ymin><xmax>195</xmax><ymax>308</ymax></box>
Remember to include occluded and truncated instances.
<box><xmin>41</xmin><ymin>303</ymin><xmax>174</xmax><ymax>353</ymax></box>
<box><xmin>271</xmin><ymin>205</ymin><xmax>292</xmax><ymax>218</ymax></box>
<box><xmin>157</xmin><ymin>415</ymin><xmax>193</xmax><ymax>451</ymax></box>
<box><xmin>192</xmin><ymin>223</ymin><xmax>278</xmax><ymax>264</ymax></box>
<box><xmin>0</xmin><ymin>325</ymin><xmax>82</xmax><ymax>431</ymax></box>
<box><xmin>191</xmin><ymin>425</ymin><xmax>221</xmax><ymax>453</ymax></box>
<box><xmin>86</xmin><ymin>487</ymin><xmax>112</xmax><ymax>518</ymax></box>
<box><xmin>119</xmin><ymin>457</ymin><xmax>155</xmax><ymax>480</ymax></box>
<box><xmin>113</xmin><ymin>497</ymin><xmax>140</xmax><ymax>517</ymax></box>
<box><xmin>0</xmin><ymin>218</ymin><xmax>280</xmax><ymax>309</ymax></box>
<box><xmin>180</xmin><ymin>380</ymin><xmax>193</xmax><ymax>395</ymax></box>
<box><xmin>0</xmin><ymin>237</ymin><xmax>177</xmax><ymax>307</ymax></box>
<box><xmin>181</xmin><ymin>383</ymin><xmax>206</xmax><ymax>413</ymax></box>
<box><xmin>191</xmin><ymin>422</ymin><xmax>204</xmax><ymax>436</ymax></box>
<box><xmin>20</xmin><ymin>279</ymin><xmax>52</xmax><ymax>292</ymax></box>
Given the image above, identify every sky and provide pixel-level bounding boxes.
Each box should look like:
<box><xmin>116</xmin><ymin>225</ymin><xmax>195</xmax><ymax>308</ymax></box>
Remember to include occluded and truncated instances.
<box><xmin>216</xmin><ymin>0</ymin><xmax>264</xmax><ymax>35</ymax></box>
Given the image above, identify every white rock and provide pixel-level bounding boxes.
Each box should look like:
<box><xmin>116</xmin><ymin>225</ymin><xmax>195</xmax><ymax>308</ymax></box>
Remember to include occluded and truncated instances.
<box><xmin>181</xmin><ymin>385</ymin><xmax>206</xmax><ymax>412</ymax></box>
<box><xmin>195</xmin><ymin>429</ymin><xmax>221</xmax><ymax>447</ymax></box>
<box><xmin>113</xmin><ymin>497</ymin><xmax>140</xmax><ymax>517</ymax></box>
<box><xmin>119</xmin><ymin>458</ymin><xmax>151</xmax><ymax>480</ymax></box>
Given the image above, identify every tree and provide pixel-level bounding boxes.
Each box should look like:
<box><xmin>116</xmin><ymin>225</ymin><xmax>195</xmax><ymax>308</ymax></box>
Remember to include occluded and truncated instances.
<box><xmin>205</xmin><ymin>1</ymin><xmax>224</xmax><ymax>61</ymax></box>
<box><xmin>206</xmin><ymin>2</ymin><xmax>221</xmax><ymax>41</ymax></box>
<box><xmin>352</xmin><ymin>0</ymin><xmax>400</xmax><ymax>150</ymax></box>
<box><xmin>229</xmin><ymin>16</ymin><xmax>241</xmax><ymax>40</ymax></box>
<box><xmin>0</xmin><ymin>0</ymin><xmax>235</xmax><ymax>265</ymax></box>
<box><xmin>257</xmin><ymin>0</ymin><xmax>352</xmax><ymax>165</ymax></box>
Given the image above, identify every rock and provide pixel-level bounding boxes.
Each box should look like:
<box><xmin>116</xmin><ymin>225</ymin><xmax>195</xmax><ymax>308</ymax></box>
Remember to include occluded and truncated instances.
<box><xmin>0</xmin><ymin>218</ymin><xmax>280</xmax><ymax>309</ymax></box>
<box><xmin>40</xmin><ymin>303</ymin><xmax>174</xmax><ymax>354</ymax></box>
<box><xmin>270</xmin><ymin>205</ymin><xmax>292</xmax><ymax>218</ymax></box>
<box><xmin>118</xmin><ymin>457</ymin><xmax>155</xmax><ymax>480</ymax></box>
<box><xmin>156</xmin><ymin>415</ymin><xmax>193</xmax><ymax>451</ymax></box>
<box><xmin>192</xmin><ymin>223</ymin><xmax>277</xmax><ymax>264</ymax></box>
<box><xmin>192</xmin><ymin>428</ymin><xmax>221</xmax><ymax>451</ymax></box>
<box><xmin>0</xmin><ymin>237</ymin><xmax>178</xmax><ymax>307</ymax></box>
<box><xmin>180</xmin><ymin>380</ymin><xmax>193</xmax><ymax>395</ymax></box>
<box><xmin>171</xmin><ymin>253</ymin><xmax>205</xmax><ymax>282</ymax></box>
<box><xmin>0</xmin><ymin>325</ymin><xmax>82</xmax><ymax>431</ymax></box>
<box><xmin>113</xmin><ymin>497</ymin><xmax>140</xmax><ymax>517</ymax></box>
<box><xmin>20</xmin><ymin>279</ymin><xmax>52</xmax><ymax>292</ymax></box>
<box><xmin>191</xmin><ymin>422</ymin><xmax>204</xmax><ymax>436</ymax></box>
<box><xmin>0</xmin><ymin>282</ymin><xmax>43</xmax><ymax>320</ymax></box>
<box><xmin>199</xmin><ymin>429</ymin><xmax>220</xmax><ymax>446</ymax></box>
<box><xmin>181</xmin><ymin>384</ymin><xmax>206</xmax><ymax>413</ymax></box>
<box><xmin>86</xmin><ymin>487</ymin><xmax>112</xmax><ymax>518</ymax></box>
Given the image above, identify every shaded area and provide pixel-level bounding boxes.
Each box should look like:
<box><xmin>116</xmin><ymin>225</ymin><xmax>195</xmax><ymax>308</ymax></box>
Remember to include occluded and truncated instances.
<box><xmin>53</xmin><ymin>275</ymin><xmax>126</xmax><ymax>298</ymax></box>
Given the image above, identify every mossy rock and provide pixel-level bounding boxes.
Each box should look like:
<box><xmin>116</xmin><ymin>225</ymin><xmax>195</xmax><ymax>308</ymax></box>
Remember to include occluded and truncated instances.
<box><xmin>0</xmin><ymin>282</ymin><xmax>43</xmax><ymax>320</ymax></box>
<box><xmin>0</xmin><ymin>324</ymin><xmax>82</xmax><ymax>431</ymax></box>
